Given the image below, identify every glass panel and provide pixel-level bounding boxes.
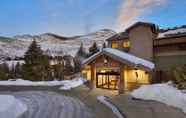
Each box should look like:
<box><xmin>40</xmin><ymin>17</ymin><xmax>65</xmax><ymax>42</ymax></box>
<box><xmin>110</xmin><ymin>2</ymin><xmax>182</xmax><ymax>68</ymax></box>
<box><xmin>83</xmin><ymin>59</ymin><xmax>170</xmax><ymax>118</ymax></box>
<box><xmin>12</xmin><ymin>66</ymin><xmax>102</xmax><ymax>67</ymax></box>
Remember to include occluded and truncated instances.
<box><xmin>123</xmin><ymin>40</ymin><xmax>130</xmax><ymax>48</ymax></box>
<box><xmin>111</xmin><ymin>41</ymin><xmax>118</xmax><ymax>48</ymax></box>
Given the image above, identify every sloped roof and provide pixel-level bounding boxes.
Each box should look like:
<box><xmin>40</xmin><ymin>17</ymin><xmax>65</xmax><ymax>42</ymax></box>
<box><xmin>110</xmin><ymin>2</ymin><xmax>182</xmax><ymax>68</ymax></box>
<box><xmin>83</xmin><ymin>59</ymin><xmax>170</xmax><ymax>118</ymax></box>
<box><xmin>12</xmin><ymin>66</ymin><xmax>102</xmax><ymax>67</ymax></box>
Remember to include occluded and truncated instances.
<box><xmin>126</xmin><ymin>22</ymin><xmax>156</xmax><ymax>32</ymax></box>
<box><xmin>82</xmin><ymin>48</ymin><xmax>154</xmax><ymax>70</ymax></box>
<box><xmin>106</xmin><ymin>32</ymin><xmax>129</xmax><ymax>41</ymax></box>
<box><xmin>157</xmin><ymin>27</ymin><xmax>186</xmax><ymax>39</ymax></box>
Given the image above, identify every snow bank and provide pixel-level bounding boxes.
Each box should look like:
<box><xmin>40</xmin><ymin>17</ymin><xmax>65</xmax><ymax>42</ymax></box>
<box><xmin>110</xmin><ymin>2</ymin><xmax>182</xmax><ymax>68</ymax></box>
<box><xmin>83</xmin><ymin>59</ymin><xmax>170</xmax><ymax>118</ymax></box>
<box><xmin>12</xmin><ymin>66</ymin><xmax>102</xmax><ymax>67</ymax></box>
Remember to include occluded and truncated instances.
<box><xmin>131</xmin><ymin>83</ymin><xmax>186</xmax><ymax>113</ymax></box>
<box><xmin>0</xmin><ymin>77</ymin><xmax>86</xmax><ymax>89</ymax></box>
<box><xmin>0</xmin><ymin>95</ymin><xmax>27</xmax><ymax>118</ymax></box>
<box><xmin>59</xmin><ymin>77</ymin><xmax>86</xmax><ymax>90</ymax></box>
<box><xmin>0</xmin><ymin>79</ymin><xmax>65</xmax><ymax>86</ymax></box>
<box><xmin>97</xmin><ymin>96</ymin><xmax>124</xmax><ymax>118</ymax></box>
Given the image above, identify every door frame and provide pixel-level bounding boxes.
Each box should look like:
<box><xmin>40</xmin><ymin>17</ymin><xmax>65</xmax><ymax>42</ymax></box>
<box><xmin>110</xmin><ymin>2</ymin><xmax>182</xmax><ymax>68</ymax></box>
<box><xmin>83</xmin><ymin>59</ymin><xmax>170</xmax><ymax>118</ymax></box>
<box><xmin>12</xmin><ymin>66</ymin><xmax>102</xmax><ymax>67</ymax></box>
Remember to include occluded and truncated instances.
<box><xmin>96</xmin><ymin>71</ymin><xmax>120</xmax><ymax>90</ymax></box>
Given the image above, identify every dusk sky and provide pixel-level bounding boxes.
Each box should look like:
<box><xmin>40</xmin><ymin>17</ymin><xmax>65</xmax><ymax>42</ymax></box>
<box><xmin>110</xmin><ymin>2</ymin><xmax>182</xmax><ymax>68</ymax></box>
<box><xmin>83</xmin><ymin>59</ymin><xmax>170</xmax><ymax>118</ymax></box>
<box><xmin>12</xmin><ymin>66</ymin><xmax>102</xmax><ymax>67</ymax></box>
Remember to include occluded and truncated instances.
<box><xmin>0</xmin><ymin>0</ymin><xmax>186</xmax><ymax>37</ymax></box>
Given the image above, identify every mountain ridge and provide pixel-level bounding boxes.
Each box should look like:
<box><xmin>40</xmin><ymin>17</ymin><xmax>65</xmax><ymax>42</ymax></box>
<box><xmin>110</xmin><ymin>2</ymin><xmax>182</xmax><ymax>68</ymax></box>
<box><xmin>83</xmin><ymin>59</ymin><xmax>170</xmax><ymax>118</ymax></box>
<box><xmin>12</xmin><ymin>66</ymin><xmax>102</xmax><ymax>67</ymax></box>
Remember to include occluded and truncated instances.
<box><xmin>0</xmin><ymin>29</ymin><xmax>116</xmax><ymax>60</ymax></box>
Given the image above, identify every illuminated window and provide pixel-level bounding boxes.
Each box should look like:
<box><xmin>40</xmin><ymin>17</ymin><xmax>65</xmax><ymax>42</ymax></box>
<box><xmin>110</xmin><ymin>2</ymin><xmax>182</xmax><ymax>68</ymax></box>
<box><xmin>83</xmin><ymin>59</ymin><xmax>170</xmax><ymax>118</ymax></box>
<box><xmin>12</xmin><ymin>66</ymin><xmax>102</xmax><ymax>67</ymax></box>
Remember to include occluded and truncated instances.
<box><xmin>123</xmin><ymin>40</ymin><xmax>130</xmax><ymax>48</ymax></box>
<box><xmin>111</xmin><ymin>41</ymin><xmax>118</xmax><ymax>48</ymax></box>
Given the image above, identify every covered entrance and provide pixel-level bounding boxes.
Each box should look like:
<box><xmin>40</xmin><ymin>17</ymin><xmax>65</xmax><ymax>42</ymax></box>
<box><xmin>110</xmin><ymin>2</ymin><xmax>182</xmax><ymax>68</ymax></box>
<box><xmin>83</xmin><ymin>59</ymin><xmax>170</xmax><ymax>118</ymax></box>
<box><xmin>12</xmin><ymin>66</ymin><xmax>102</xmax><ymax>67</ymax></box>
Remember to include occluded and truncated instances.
<box><xmin>81</xmin><ymin>48</ymin><xmax>154</xmax><ymax>94</ymax></box>
<box><xmin>96</xmin><ymin>70</ymin><xmax>120</xmax><ymax>90</ymax></box>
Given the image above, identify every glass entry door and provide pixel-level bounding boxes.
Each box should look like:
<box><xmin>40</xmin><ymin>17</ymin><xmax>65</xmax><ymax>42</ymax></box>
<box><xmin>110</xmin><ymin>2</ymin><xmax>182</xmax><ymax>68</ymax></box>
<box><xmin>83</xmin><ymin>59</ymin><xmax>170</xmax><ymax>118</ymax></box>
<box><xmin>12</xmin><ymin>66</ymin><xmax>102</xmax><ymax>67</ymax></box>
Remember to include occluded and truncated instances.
<box><xmin>96</xmin><ymin>71</ymin><xmax>120</xmax><ymax>90</ymax></box>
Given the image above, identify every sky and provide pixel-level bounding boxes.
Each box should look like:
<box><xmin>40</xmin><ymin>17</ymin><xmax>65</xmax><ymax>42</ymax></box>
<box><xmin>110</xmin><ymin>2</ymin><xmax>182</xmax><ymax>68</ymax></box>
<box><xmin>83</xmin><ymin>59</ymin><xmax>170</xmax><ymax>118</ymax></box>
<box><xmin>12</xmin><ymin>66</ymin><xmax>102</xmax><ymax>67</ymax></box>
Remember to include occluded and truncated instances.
<box><xmin>0</xmin><ymin>0</ymin><xmax>186</xmax><ymax>37</ymax></box>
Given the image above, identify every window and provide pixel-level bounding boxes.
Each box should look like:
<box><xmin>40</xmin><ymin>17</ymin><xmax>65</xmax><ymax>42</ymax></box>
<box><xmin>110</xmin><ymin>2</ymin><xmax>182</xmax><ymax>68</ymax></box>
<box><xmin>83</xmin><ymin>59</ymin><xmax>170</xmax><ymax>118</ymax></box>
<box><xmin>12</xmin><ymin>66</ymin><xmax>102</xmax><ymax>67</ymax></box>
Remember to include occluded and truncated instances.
<box><xmin>111</xmin><ymin>41</ymin><xmax>118</xmax><ymax>48</ymax></box>
<box><xmin>123</xmin><ymin>39</ymin><xmax>130</xmax><ymax>48</ymax></box>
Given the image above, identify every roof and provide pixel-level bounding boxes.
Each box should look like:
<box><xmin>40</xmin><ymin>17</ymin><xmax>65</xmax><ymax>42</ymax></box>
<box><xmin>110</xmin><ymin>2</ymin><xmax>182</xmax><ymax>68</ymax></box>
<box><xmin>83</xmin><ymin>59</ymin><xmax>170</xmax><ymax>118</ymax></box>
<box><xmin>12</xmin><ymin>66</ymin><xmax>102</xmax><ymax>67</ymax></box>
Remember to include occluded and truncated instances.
<box><xmin>106</xmin><ymin>32</ymin><xmax>129</xmax><ymax>41</ymax></box>
<box><xmin>157</xmin><ymin>27</ymin><xmax>186</xmax><ymax>39</ymax></box>
<box><xmin>126</xmin><ymin>22</ymin><xmax>156</xmax><ymax>32</ymax></box>
<box><xmin>82</xmin><ymin>48</ymin><xmax>154</xmax><ymax>70</ymax></box>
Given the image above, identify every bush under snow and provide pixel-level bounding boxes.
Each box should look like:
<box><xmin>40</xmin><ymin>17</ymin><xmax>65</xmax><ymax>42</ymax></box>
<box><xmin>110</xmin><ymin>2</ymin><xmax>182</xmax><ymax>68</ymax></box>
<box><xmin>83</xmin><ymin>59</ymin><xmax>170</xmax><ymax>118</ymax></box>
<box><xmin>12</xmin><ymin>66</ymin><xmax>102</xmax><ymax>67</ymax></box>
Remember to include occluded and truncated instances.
<box><xmin>0</xmin><ymin>95</ymin><xmax>27</xmax><ymax>118</ymax></box>
<box><xmin>59</xmin><ymin>77</ymin><xmax>86</xmax><ymax>90</ymax></box>
<box><xmin>131</xmin><ymin>82</ymin><xmax>186</xmax><ymax>113</ymax></box>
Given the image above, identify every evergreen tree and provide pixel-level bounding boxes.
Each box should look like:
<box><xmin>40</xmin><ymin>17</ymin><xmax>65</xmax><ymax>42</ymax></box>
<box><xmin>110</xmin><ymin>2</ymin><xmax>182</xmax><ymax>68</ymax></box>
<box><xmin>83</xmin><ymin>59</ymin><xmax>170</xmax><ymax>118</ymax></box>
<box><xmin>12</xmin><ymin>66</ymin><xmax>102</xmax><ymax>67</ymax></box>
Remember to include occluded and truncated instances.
<box><xmin>9</xmin><ymin>63</ymin><xmax>16</xmax><ymax>79</ymax></box>
<box><xmin>74</xmin><ymin>57</ymin><xmax>81</xmax><ymax>73</ymax></box>
<box><xmin>89</xmin><ymin>42</ymin><xmax>99</xmax><ymax>56</ymax></box>
<box><xmin>0</xmin><ymin>63</ymin><xmax>9</xmax><ymax>80</ymax></box>
<box><xmin>53</xmin><ymin>56</ymin><xmax>64</xmax><ymax>80</ymax></box>
<box><xmin>76</xmin><ymin>42</ymin><xmax>87</xmax><ymax>58</ymax></box>
<box><xmin>22</xmin><ymin>39</ymin><xmax>50</xmax><ymax>81</ymax></box>
<box><xmin>64</xmin><ymin>55</ymin><xmax>74</xmax><ymax>75</ymax></box>
<box><xmin>15</xmin><ymin>62</ymin><xmax>22</xmax><ymax>78</ymax></box>
<box><xmin>103</xmin><ymin>42</ymin><xmax>106</xmax><ymax>48</ymax></box>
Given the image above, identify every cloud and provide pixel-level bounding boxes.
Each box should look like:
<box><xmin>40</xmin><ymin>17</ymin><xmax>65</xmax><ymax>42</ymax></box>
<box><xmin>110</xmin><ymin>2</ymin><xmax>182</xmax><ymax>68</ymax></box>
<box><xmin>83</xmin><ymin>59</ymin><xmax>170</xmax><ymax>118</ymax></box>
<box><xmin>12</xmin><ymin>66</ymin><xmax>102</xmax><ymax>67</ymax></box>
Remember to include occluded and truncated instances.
<box><xmin>115</xmin><ymin>0</ymin><xmax>167</xmax><ymax>32</ymax></box>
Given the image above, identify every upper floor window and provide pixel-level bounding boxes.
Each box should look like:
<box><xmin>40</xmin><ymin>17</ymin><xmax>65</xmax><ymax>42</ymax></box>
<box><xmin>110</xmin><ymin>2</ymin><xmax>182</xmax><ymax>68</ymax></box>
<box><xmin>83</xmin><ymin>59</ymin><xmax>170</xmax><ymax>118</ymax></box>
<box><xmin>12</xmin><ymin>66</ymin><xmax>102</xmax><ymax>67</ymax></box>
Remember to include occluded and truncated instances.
<box><xmin>111</xmin><ymin>41</ymin><xmax>118</xmax><ymax>48</ymax></box>
<box><xmin>123</xmin><ymin>39</ymin><xmax>130</xmax><ymax>48</ymax></box>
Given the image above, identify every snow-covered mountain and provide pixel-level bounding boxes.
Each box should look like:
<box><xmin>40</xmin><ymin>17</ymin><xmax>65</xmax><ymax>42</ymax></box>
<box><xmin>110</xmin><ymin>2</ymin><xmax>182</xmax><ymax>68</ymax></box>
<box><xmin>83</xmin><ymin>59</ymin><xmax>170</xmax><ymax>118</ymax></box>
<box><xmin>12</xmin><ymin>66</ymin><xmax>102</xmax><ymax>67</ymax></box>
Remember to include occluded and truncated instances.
<box><xmin>0</xmin><ymin>29</ymin><xmax>116</xmax><ymax>60</ymax></box>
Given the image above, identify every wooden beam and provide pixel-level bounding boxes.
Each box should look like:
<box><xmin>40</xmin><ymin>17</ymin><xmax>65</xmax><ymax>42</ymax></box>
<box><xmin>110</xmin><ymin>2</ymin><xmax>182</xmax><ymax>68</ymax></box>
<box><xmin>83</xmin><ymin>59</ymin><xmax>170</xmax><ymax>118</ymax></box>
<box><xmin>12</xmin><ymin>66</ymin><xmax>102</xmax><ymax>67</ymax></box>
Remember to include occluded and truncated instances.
<box><xmin>90</xmin><ymin>63</ymin><xmax>95</xmax><ymax>89</ymax></box>
<box><xmin>118</xmin><ymin>65</ymin><xmax>124</xmax><ymax>94</ymax></box>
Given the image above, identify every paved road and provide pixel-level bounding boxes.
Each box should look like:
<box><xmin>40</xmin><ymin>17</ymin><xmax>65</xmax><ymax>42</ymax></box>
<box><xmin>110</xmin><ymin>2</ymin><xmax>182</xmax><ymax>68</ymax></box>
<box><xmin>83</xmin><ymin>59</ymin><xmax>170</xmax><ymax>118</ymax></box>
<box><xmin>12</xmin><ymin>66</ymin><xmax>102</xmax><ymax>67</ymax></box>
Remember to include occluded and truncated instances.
<box><xmin>0</xmin><ymin>91</ymin><xmax>93</xmax><ymax>118</ymax></box>
<box><xmin>111</xmin><ymin>94</ymin><xmax>186</xmax><ymax>118</ymax></box>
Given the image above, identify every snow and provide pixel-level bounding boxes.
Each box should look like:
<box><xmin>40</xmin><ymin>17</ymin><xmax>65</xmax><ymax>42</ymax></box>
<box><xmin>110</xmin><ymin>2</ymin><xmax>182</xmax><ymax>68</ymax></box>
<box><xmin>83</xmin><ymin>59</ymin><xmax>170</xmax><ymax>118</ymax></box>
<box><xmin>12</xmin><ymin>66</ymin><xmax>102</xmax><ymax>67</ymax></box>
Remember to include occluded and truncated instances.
<box><xmin>103</xmin><ymin>48</ymin><xmax>154</xmax><ymax>69</ymax></box>
<box><xmin>59</xmin><ymin>77</ymin><xmax>86</xmax><ymax>90</ymax></box>
<box><xmin>83</xmin><ymin>48</ymin><xmax>154</xmax><ymax>69</ymax></box>
<box><xmin>0</xmin><ymin>77</ymin><xmax>85</xmax><ymax>89</ymax></box>
<box><xmin>0</xmin><ymin>95</ymin><xmax>27</xmax><ymax>118</ymax></box>
<box><xmin>0</xmin><ymin>79</ymin><xmax>64</xmax><ymax>86</ymax></box>
<box><xmin>0</xmin><ymin>29</ymin><xmax>115</xmax><ymax>59</ymax></box>
<box><xmin>158</xmin><ymin>28</ymin><xmax>186</xmax><ymax>38</ymax></box>
<box><xmin>97</xmin><ymin>96</ymin><xmax>124</xmax><ymax>118</ymax></box>
<box><xmin>131</xmin><ymin>82</ymin><xmax>186</xmax><ymax>113</ymax></box>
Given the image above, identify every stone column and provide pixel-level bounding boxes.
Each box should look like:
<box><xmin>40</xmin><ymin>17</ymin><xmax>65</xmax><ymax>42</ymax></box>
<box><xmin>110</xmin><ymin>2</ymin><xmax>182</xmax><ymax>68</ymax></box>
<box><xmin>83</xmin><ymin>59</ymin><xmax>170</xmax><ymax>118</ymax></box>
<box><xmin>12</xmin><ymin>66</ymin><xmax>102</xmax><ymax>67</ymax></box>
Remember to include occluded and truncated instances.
<box><xmin>118</xmin><ymin>65</ymin><xmax>124</xmax><ymax>94</ymax></box>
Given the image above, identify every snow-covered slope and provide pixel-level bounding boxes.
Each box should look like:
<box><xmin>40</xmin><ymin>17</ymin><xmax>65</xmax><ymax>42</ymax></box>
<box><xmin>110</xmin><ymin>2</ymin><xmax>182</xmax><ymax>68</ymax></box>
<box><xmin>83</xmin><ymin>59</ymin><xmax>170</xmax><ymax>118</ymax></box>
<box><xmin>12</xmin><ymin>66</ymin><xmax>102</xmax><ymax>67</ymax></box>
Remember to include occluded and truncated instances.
<box><xmin>0</xmin><ymin>29</ymin><xmax>116</xmax><ymax>60</ymax></box>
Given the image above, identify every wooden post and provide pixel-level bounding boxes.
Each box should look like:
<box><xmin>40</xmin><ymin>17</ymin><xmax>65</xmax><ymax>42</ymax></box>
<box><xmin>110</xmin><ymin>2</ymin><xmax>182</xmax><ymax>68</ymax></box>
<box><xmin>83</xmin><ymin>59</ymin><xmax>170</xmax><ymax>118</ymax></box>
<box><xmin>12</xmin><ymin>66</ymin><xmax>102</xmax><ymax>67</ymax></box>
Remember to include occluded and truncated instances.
<box><xmin>118</xmin><ymin>65</ymin><xmax>124</xmax><ymax>94</ymax></box>
<box><xmin>90</xmin><ymin>63</ymin><xmax>95</xmax><ymax>89</ymax></box>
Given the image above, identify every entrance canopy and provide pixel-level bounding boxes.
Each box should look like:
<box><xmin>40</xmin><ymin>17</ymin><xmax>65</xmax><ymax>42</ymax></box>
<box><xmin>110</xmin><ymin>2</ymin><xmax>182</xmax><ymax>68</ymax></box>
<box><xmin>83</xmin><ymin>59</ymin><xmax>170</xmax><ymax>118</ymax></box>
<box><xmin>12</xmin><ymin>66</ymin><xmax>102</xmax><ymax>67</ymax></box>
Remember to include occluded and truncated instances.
<box><xmin>82</xmin><ymin>48</ymin><xmax>154</xmax><ymax>71</ymax></box>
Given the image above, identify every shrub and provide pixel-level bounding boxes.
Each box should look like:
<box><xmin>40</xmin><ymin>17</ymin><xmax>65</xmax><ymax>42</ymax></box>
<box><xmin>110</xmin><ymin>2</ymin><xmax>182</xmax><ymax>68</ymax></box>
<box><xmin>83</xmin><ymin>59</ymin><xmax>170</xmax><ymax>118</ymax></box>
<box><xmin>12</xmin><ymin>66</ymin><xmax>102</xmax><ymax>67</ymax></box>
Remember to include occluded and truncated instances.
<box><xmin>173</xmin><ymin>65</ymin><xmax>186</xmax><ymax>89</ymax></box>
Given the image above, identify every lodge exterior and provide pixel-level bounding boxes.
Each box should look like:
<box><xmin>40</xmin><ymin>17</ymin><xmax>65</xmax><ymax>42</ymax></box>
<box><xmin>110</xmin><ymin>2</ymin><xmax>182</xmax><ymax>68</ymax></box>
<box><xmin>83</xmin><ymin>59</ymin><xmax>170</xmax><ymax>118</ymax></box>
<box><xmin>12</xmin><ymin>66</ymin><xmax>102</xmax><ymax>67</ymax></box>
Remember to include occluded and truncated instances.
<box><xmin>81</xmin><ymin>22</ymin><xmax>186</xmax><ymax>94</ymax></box>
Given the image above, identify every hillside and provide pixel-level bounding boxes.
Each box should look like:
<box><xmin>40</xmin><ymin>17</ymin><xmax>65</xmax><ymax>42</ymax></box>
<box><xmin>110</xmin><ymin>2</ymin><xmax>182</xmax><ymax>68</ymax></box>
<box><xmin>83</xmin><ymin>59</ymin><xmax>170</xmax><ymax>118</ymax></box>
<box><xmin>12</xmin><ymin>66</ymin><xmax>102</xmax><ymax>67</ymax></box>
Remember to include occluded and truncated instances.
<box><xmin>0</xmin><ymin>29</ymin><xmax>116</xmax><ymax>60</ymax></box>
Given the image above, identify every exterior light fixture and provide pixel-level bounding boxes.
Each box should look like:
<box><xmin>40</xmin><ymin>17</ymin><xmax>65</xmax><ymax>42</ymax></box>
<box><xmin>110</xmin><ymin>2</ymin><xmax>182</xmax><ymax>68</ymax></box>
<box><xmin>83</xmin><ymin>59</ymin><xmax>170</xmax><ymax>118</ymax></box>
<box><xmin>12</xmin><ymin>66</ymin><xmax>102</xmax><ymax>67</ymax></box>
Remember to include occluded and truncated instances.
<box><xmin>104</xmin><ymin>59</ymin><xmax>108</xmax><ymax>64</ymax></box>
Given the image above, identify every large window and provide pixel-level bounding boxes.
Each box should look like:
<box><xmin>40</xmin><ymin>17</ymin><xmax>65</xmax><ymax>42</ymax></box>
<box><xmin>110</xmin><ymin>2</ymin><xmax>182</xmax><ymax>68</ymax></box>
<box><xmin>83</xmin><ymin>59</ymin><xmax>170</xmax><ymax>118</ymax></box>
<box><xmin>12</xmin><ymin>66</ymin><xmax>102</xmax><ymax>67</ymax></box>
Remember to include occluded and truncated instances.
<box><xmin>123</xmin><ymin>39</ymin><xmax>130</xmax><ymax>48</ymax></box>
<box><xmin>111</xmin><ymin>41</ymin><xmax>118</xmax><ymax>48</ymax></box>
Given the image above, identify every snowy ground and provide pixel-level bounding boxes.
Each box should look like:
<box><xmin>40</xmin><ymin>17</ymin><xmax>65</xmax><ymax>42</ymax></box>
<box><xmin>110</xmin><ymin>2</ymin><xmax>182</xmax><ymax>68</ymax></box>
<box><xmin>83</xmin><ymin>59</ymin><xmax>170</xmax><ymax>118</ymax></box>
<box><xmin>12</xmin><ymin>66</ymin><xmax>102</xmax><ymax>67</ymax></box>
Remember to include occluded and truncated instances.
<box><xmin>0</xmin><ymin>95</ymin><xmax>27</xmax><ymax>118</ymax></box>
<box><xmin>131</xmin><ymin>82</ymin><xmax>186</xmax><ymax>114</ymax></box>
<box><xmin>97</xmin><ymin>96</ymin><xmax>124</xmax><ymax>118</ymax></box>
<box><xmin>0</xmin><ymin>77</ymin><xmax>85</xmax><ymax>90</ymax></box>
<box><xmin>0</xmin><ymin>91</ymin><xmax>92</xmax><ymax>118</ymax></box>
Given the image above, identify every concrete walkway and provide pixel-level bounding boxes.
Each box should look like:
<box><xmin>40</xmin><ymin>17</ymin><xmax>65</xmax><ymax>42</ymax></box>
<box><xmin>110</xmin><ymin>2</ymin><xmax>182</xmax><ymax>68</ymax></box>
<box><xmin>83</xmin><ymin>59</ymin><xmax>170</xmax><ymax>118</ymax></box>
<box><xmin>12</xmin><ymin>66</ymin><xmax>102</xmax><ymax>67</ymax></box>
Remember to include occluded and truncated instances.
<box><xmin>110</xmin><ymin>94</ymin><xmax>186</xmax><ymax>118</ymax></box>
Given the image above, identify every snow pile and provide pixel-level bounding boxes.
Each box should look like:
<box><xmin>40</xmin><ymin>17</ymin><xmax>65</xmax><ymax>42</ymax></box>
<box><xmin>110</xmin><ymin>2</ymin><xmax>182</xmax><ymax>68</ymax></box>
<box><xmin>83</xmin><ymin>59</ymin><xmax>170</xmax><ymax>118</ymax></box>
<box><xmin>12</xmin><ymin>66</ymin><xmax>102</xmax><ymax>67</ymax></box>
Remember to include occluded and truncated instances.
<box><xmin>59</xmin><ymin>77</ymin><xmax>86</xmax><ymax>90</ymax></box>
<box><xmin>0</xmin><ymin>79</ymin><xmax>65</xmax><ymax>86</ymax></box>
<box><xmin>97</xmin><ymin>96</ymin><xmax>124</xmax><ymax>118</ymax></box>
<box><xmin>0</xmin><ymin>95</ymin><xmax>27</xmax><ymax>118</ymax></box>
<box><xmin>0</xmin><ymin>77</ymin><xmax>86</xmax><ymax>89</ymax></box>
<box><xmin>131</xmin><ymin>83</ymin><xmax>186</xmax><ymax>113</ymax></box>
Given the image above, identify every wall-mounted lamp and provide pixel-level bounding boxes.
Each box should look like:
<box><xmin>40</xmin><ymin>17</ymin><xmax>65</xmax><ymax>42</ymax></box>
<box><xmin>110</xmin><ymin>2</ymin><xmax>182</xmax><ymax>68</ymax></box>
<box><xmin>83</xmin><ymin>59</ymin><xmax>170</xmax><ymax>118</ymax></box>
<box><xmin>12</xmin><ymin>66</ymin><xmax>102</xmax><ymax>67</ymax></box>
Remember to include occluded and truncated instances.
<box><xmin>104</xmin><ymin>59</ymin><xmax>108</xmax><ymax>64</ymax></box>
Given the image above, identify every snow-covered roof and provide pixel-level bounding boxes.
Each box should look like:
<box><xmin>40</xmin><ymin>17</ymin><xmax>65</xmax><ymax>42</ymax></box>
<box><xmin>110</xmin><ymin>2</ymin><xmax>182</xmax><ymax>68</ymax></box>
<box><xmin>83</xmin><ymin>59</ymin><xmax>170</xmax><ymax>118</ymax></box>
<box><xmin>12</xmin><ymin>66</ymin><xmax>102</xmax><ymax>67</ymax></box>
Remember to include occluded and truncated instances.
<box><xmin>82</xmin><ymin>48</ymin><xmax>155</xmax><ymax>70</ymax></box>
<box><xmin>158</xmin><ymin>28</ymin><xmax>186</xmax><ymax>38</ymax></box>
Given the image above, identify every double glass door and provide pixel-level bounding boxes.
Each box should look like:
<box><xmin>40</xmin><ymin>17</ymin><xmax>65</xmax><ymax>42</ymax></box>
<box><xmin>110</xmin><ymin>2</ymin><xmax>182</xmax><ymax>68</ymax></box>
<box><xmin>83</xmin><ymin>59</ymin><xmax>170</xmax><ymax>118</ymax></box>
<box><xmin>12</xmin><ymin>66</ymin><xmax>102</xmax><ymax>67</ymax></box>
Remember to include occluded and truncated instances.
<box><xmin>96</xmin><ymin>71</ymin><xmax>120</xmax><ymax>90</ymax></box>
